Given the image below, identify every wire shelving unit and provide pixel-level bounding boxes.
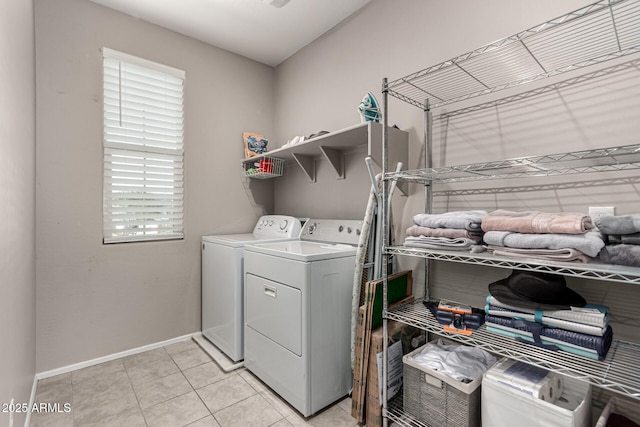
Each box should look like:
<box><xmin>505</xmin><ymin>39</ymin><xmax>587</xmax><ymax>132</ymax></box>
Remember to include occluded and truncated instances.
<box><xmin>379</xmin><ymin>1</ymin><xmax>640</xmax><ymax>426</ymax></box>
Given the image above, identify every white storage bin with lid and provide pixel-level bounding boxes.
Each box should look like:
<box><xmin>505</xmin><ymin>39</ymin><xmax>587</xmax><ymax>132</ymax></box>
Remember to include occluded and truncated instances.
<box><xmin>481</xmin><ymin>359</ymin><xmax>591</xmax><ymax>427</ymax></box>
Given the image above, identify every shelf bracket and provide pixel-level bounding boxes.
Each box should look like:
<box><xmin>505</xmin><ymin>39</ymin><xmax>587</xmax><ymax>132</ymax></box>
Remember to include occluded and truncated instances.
<box><xmin>291</xmin><ymin>153</ymin><xmax>315</xmax><ymax>182</ymax></box>
<box><xmin>319</xmin><ymin>146</ymin><xmax>344</xmax><ymax>179</ymax></box>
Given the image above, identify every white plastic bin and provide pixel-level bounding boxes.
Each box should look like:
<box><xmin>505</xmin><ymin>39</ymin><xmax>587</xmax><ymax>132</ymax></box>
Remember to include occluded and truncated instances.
<box><xmin>481</xmin><ymin>360</ymin><xmax>591</xmax><ymax>427</ymax></box>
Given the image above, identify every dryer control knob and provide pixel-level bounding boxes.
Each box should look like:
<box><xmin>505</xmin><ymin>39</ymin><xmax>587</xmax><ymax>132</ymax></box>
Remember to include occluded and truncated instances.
<box><xmin>280</xmin><ymin>220</ymin><xmax>288</xmax><ymax>230</ymax></box>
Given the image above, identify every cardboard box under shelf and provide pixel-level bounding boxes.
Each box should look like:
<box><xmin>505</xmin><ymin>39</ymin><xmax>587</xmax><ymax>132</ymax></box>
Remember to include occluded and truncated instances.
<box><xmin>365</xmin><ymin>319</ymin><xmax>422</xmax><ymax>427</ymax></box>
<box><xmin>351</xmin><ymin>270</ymin><xmax>413</xmax><ymax>424</ymax></box>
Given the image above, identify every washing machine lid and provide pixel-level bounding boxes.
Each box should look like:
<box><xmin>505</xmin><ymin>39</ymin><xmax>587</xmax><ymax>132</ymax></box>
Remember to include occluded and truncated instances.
<box><xmin>202</xmin><ymin>233</ymin><xmax>294</xmax><ymax>247</ymax></box>
<box><xmin>245</xmin><ymin>240</ymin><xmax>357</xmax><ymax>262</ymax></box>
<box><xmin>202</xmin><ymin>215</ymin><xmax>302</xmax><ymax>247</ymax></box>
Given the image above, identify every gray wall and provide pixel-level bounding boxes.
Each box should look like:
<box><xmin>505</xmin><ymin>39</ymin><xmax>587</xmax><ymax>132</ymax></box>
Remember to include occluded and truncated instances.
<box><xmin>35</xmin><ymin>0</ymin><xmax>274</xmax><ymax>372</ymax></box>
<box><xmin>273</xmin><ymin>0</ymin><xmax>640</xmax><ymax>342</ymax></box>
<box><xmin>0</xmin><ymin>0</ymin><xmax>36</xmax><ymax>425</ymax></box>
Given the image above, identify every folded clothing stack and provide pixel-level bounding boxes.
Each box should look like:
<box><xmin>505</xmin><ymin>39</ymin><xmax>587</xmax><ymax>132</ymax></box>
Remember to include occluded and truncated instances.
<box><xmin>404</xmin><ymin>210</ymin><xmax>487</xmax><ymax>252</ymax></box>
<box><xmin>595</xmin><ymin>215</ymin><xmax>640</xmax><ymax>267</ymax></box>
<box><xmin>484</xmin><ymin>270</ymin><xmax>613</xmax><ymax>360</ymax></box>
<box><xmin>482</xmin><ymin>210</ymin><xmax>605</xmax><ymax>263</ymax></box>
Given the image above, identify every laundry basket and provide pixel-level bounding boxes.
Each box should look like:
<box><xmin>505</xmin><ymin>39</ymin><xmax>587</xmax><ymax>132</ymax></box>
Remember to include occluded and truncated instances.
<box><xmin>403</xmin><ymin>342</ymin><xmax>483</xmax><ymax>427</ymax></box>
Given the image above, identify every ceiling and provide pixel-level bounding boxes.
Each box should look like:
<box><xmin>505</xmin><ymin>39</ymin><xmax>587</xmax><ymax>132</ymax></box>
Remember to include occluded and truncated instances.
<box><xmin>89</xmin><ymin>0</ymin><xmax>371</xmax><ymax>67</ymax></box>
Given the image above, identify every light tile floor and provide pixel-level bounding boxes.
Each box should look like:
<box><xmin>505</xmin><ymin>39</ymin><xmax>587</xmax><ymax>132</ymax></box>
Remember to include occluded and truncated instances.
<box><xmin>30</xmin><ymin>339</ymin><xmax>361</xmax><ymax>427</ymax></box>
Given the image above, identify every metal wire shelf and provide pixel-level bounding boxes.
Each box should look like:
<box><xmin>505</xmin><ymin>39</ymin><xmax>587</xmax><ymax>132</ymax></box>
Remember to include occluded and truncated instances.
<box><xmin>385</xmin><ymin>143</ymin><xmax>640</xmax><ymax>184</ymax></box>
<box><xmin>386</xmin><ymin>299</ymin><xmax>640</xmax><ymax>399</ymax></box>
<box><xmin>386</xmin><ymin>393</ymin><xmax>433</xmax><ymax>427</ymax></box>
<box><xmin>385</xmin><ymin>0</ymin><xmax>640</xmax><ymax>109</ymax></box>
<box><xmin>386</xmin><ymin>245</ymin><xmax>640</xmax><ymax>285</ymax></box>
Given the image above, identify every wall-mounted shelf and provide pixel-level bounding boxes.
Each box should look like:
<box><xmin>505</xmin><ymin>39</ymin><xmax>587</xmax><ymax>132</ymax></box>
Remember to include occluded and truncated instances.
<box><xmin>241</xmin><ymin>122</ymin><xmax>408</xmax><ymax>183</ymax></box>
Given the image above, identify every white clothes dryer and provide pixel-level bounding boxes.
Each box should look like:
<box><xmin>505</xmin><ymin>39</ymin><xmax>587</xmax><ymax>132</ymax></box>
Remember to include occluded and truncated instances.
<box><xmin>243</xmin><ymin>219</ymin><xmax>363</xmax><ymax>416</ymax></box>
<box><xmin>201</xmin><ymin>215</ymin><xmax>301</xmax><ymax>362</ymax></box>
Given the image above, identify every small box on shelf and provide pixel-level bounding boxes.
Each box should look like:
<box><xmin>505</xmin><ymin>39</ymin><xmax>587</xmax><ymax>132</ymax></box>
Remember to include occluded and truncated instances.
<box><xmin>242</xmin><ymin>156</ymin><xmax>284</xmax><ymax>179</ymax></box>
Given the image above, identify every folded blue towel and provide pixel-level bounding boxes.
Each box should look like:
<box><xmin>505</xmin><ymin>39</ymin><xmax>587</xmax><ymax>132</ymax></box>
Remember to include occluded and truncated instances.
<box><xmin>486</xmin><ymin>314</ymin><xmax>613</xmax><ymax>360</ymax></box>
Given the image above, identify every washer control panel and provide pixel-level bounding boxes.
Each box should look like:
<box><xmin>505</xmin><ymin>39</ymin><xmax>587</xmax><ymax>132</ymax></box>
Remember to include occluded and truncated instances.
<box><xmin>300</xmin><ymin>219</ymin><xmax>363</xmax><ymax>245</ymax></box>
<box><xmin>253</xmin><ymin>215</ymin><xmax>302</xmax><ymax>238</ymax></box>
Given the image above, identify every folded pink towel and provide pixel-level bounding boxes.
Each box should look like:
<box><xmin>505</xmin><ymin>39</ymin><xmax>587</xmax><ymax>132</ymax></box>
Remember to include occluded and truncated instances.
<box><xmin>405</xmin><ymin>225</ymin><xmax>482</xmax><ymax>242</ymax></box>
<box><xmin>481</xmin><ymin>209</ymin><xmax>593</xmax><ymax>234</ymax></box>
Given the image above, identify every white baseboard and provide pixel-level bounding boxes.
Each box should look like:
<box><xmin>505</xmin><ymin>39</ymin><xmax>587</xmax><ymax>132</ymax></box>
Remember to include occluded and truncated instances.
<box><xmin>34</xmin><ymin>332</ymin><xmax>198</xmax><ymax>381</ymax></box>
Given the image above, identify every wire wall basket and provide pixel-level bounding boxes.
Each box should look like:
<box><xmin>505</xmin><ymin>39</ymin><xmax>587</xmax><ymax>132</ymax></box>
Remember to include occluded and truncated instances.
<box><xmin>243</xmin><ymin>156</ymin><xmax>284</xmax><ymax>179</ymax></box>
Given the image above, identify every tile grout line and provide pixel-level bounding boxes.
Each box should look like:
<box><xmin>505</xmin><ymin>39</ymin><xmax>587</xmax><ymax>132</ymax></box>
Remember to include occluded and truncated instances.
<box><xmin>170</xmin><ymin>343</ymin><xmax>219</xmax><ymax>427</ymax></box>
<box><xmin>121</xmin><ymin>359</ymin><xmax>150</xmax><ymax>427</ymax></box>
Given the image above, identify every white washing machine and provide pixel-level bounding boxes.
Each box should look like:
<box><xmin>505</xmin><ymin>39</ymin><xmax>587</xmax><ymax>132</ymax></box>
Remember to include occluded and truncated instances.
<box><xmin>201</xmin><ymin>215</ymin><xmax>301</xmax><ymax>362</ymax></box>
<box><xmin>243</xmin><ymin>219</ymin><xmax>363</xmax><ymax>417</ymax></box>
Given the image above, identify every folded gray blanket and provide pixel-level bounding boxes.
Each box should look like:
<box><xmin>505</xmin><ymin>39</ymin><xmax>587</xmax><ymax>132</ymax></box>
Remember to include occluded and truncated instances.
<box><xmin>595</xmin><ymin>214</ymin><xmax>640</xmax><ymax>235</ymax></box>
<box><xmin>486</xmin><ymin>245</ymin><xmax>591</xmax><ymax>263</ymax></box>
<box><xmin>404</xmin><ymin>236</ymin><xmax>485</xmax><ymax>252</ymax></box>
<box><xmin>599</xmin><ymin>244</ymin><xmax>640</xmax><ymax>267</ymax></box>
<box><xmin>483</xmin><ymin>230</ymin><xmax>605</xmax><ymax>257</ymax></box>
<box><xmin>481</xmin><ymin>209</ymin><xmax>593</xmax><ymax>234</ymax></box>
<box><xmin>608</xmin><ymin>233</ymin><xmax>640</xmax><ymax>245</ymax></box>
<box><xmin>405</xmin><ymin>225</ymin><xmax>482</xmax><ymax>241</ymax></box>
<box><xmin>413</xmin><ymin>210</ymin><xmax>487</xmax><ymax>231</ymax></box>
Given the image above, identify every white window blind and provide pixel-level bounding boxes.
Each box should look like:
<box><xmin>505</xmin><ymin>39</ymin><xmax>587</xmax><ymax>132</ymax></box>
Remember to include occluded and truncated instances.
<box><xmin>102</xmin><ymin>48</ymin><xmax>185</xmax><ymax>243</ymax></box>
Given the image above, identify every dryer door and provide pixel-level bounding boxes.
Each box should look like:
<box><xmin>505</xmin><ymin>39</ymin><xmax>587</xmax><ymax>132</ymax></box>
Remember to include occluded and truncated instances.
<box><xmin>245</xmin><ymin>274</ymin><xmax>302</xmax><ymax>356</ymax></box>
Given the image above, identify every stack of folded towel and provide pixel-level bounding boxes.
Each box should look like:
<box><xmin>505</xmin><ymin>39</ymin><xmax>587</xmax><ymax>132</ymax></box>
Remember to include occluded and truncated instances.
<box><xmin>484</xmin><ymin>270</ymin><xmax>613</xmax><ymax>360</ymax></box>
<box><xmin>481</xmin><ymin>210</ymin><xmax>605</xmax><ymax>263</ymax></box>
<box><xmin>404</xmin><ymin>210</ymin><xmax>487</xmax><ymax>252</ymax></box>
<box><xmin>595</xmin><ymin>215</ymin><xmax>640</xmax><ymax>267</ymax></box>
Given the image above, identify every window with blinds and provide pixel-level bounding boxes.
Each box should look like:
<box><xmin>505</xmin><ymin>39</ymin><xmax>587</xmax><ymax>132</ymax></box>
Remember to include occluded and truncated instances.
<box><xmin>102</xmin><ymin>48</ymin><xmax>185</xmax><ymax>243</ymax></box>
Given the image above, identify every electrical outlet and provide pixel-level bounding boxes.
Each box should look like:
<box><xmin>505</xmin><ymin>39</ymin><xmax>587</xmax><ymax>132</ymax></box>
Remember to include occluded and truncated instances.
<box><xmin>589</xmin><ymin>206</ymin><xmax>615</xmax><ymax>219</ymax></box>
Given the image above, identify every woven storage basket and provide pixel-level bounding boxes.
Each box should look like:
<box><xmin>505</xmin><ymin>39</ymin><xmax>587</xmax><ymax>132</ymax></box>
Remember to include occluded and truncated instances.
<box><xmin>403</xmin><ymin>342</ymin><xmax>482</xmax><ymax>427</ymax></box>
